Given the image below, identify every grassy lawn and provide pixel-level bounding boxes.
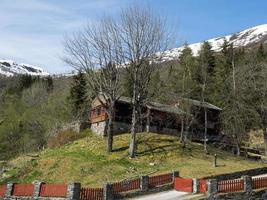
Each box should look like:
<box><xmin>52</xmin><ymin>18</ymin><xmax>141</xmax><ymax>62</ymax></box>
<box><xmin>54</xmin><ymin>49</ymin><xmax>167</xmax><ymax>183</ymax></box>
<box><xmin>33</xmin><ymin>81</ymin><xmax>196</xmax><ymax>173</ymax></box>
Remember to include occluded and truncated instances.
<box><xmin>0</xmin><ymin>131</ymin><xmax>265</xmax><ymax>187</ymax></box>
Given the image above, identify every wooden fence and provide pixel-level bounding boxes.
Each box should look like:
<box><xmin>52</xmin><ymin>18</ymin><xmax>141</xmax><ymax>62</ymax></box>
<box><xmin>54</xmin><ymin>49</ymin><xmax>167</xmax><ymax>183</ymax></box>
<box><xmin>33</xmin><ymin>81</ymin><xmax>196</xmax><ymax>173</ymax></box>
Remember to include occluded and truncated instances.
<box><xmin>0</xmin><ymin>185</ymin><xmax>7</xmax><ymax>197</ymax></box>
<box><xmin>218</xmin><ymin>179</ymin><xmax>244</xmax><ymax>193</ymax></box>
<box><xmin>80</xmin><ymin>172</ymin><xmax>173</xmax><ymax>200</ymax></box>
<box><xmin>80</xmin><ymin>188</ymin><xmax>103</xmax><ymax>200</ymax></box>
<box><xmin>12</xmin><ymin>184</ymin><xmax>34</xmax><ymax>196</ymax></box>
<box><xmin>112</xmin><ymin>178</ymin><xmax>140</xmax><ymax>193</ymax></box>
<box><xmin>39</xmin><ymin>184</ymin><xmax>68</xmax><ymax>197</ymax></box>
<box><xmin>148</xmin><ymin>173</ymin><xmax>173</xmax><ymax>188</ymax></box>
<box><xmin>252</xmin><ymin>176</ymin><xmax>267</xmax><ymax>189</ymax></box>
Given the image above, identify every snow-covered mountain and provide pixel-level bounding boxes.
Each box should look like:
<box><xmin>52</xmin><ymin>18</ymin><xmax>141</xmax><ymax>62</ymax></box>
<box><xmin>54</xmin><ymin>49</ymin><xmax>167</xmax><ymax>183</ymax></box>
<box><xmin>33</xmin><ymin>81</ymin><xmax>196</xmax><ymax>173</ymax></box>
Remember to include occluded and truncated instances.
<box><xmin>0</xmin><ymin>60</ymin><xmax>49</xmax><ymax>77</ymax></box>
<box><xmin>160</xmin><ymin>24</ymin><xmax>267</xmax><ymax>61</ymax></box>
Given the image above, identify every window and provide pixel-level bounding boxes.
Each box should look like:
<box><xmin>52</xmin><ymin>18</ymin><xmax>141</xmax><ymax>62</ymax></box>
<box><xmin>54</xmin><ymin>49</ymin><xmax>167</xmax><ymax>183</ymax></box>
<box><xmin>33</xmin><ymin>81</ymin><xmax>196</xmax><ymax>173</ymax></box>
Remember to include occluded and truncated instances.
<box><xmin>97</xmin><ymin>107</ymin><xmax>101</xmax><ymax>116</ymax></box>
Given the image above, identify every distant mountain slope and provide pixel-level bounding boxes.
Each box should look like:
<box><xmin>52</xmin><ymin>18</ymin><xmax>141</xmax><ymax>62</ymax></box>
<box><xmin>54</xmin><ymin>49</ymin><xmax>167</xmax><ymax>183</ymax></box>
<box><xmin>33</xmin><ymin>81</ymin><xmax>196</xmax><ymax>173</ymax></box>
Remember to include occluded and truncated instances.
<box><xmin>0</xmin><ymin>60</ymin><xmax>49</xmax><ymax>76</ymax></box>
<box><xmin>160</xmin><ymin>24</ymin><xmax>267</xmax><ymax>61</ymax></box>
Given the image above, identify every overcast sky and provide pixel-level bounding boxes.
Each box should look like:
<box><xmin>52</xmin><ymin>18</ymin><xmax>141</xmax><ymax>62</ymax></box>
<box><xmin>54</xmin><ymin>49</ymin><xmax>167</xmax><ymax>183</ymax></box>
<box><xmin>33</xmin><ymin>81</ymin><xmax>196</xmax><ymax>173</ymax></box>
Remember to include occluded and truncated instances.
<box><xmin>1</xmin><ymin>0</ymin><xmax>267</xmax><ymax>74</ymax></box>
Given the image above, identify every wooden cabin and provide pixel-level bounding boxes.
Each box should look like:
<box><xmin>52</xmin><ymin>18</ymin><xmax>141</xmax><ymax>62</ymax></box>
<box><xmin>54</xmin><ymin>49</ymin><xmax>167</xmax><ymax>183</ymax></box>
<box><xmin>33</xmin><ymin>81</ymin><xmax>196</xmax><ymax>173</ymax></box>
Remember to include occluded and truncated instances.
<box><xmin>90</xmin><ymin>95</ymin><xmax>222</xmax><ymax>141</ymax></box>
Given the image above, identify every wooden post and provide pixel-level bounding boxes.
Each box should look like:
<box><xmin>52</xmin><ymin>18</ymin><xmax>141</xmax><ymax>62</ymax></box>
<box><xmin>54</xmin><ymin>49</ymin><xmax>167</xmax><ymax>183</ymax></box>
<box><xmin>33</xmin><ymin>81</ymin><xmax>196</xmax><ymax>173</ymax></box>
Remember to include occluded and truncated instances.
<box><xmin>214</xmin><ymin>154</ymin><xmax>217</xmax><ymax>167</ymax></box>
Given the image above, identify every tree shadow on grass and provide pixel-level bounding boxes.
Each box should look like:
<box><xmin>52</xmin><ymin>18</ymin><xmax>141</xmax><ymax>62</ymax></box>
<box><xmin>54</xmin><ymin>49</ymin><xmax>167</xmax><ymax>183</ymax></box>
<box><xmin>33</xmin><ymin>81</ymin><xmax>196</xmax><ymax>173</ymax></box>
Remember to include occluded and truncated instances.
<box><xmin>113</xmin><ymin>146</ymin><xmax>129</xmax><ymax>152</ymax></box>
<box><xmin>136</xmin><ymin>143</ymin><xmax>180</xmax><ymax>156</ymax></box>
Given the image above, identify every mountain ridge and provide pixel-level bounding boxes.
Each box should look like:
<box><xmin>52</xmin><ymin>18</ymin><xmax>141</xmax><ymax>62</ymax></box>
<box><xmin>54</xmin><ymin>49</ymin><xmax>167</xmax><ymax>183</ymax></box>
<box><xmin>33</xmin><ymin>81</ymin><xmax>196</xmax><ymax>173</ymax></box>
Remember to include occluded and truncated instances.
<box><xmin>160</xmin><ymin>24</ymin><xmax>267</xmax><ymax>61</ymax></box>
<box><xmin>1</xmin><ymin>24</ymin><xmax>267</xmax><ymax>76</ymax></box>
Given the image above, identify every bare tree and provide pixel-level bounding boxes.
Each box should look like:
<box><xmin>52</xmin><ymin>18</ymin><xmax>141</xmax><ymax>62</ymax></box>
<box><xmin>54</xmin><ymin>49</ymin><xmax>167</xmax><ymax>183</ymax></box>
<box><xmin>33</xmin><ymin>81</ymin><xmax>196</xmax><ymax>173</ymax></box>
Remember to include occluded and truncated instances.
<box><xmin>63</xmin><ymin>17</ymin><xmax>123</xmax><ymax>153</ymax></box>
<box><xmin>118</xmin><ymin>5</ymin><xmax>172</xmax><ymax>158</ymax></box>
<box><xmin>177</xmin><ymin>46</ymin><xmax>196</xmax><ymax>147</ymax></box>
<box><xmin>199</xmin><ymin>45</ymin><xmax>208</xmax><ymax>153</ymax></box>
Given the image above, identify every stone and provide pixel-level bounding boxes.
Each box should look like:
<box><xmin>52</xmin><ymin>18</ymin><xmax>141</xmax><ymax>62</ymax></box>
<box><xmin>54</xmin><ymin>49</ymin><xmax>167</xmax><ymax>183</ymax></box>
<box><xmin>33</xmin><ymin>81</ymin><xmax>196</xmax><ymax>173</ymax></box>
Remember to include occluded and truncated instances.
<box><xmin>140</xmin><ymin>176</ymin><xmax>149</xmax><ymax>191</ymax></box>
<box><xmin>103</xmin><ymin>183</ymin><xmax>113</xmax><ymax>200</ymax></box>
<box><xmin>67</xmin><ymin>182</ymin><xmax>81</xmax><ymax>200</ymax></box>
<box><xmin>193</xmin><ymin>178</ymin><xmax>199</xmax><ymax>194</ymax></box>
<box><xmin>5</xmin><ymin>183</ymin><xmax>14</xmax><ymax>197</ymax></box>
<box><xmin>242</xmin><ymin>175</ymin><xmax>252</xmax><ymax>194</ymax></box>
<box><xmin>207</xmin><ymin>179</ymin><xmax>217</xmax><ymax>199</ymax></box>
<box><xmin>32</xmin><ymin>181</ymin><xmax>43</xmax><ymax>198</ymax></box>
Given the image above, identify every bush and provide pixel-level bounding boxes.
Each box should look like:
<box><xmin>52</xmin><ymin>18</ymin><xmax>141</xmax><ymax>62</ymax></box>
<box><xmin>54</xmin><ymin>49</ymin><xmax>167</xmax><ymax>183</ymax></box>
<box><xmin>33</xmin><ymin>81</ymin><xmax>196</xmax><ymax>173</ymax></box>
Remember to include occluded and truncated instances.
<box><xmin>47</xmin><ymin>130</ymin><xmax>86</xmax><ymax>148</ymax></box>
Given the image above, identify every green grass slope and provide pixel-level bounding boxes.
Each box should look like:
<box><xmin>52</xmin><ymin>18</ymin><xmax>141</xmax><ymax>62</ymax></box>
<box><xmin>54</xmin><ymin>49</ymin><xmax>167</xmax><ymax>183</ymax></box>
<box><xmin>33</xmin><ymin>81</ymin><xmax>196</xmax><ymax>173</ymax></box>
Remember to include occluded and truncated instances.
<box><xmin>0</xmin><ymin>131</ymin><xmax>265</xmax><ymax>187</ymax></box>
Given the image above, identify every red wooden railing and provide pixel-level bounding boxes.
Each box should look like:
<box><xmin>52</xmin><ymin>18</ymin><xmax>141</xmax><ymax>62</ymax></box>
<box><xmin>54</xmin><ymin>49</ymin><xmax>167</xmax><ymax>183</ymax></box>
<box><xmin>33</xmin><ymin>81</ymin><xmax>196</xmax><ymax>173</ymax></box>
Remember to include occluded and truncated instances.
<box><xmin>0</xmin><ymin>185</ymin><xmax>7</xmax><ymax>197</ymax></box>
<box><xmin>40</xmin><ymin>184</ymin><xmax>68</xmax><ymax>197</ymax></box>
<box><xmin>12</xmin><ymin>184</ymin><xmax>34</xmax><ymax>196</ymax></box>
<box><xmin>218</xmin><ymin>179</ymin><xmax>244</xmax><ymax>193</ymax></box>
<box><xmin>252</xmin><ymin>176</ymin><xmax>267</xmax><ymax>189</ymax></box>
<box><xmin>80</xmin><ymin>188</ymin><xmax>103</xmax><ymax>200</ymax></box>
<box><xmin>112</xmin><ymin>178</ymin><xmax>140</xmax><ymax>193</ymax></box>
<box><xmin>199</xmin><ymin>179</ymin><xmax>207</xmax><ymax>193</ymax></box>
<box><xmin>148</xmin><ymin>173</ymin><xmax>173</xmax><ymax>188</ymax></box>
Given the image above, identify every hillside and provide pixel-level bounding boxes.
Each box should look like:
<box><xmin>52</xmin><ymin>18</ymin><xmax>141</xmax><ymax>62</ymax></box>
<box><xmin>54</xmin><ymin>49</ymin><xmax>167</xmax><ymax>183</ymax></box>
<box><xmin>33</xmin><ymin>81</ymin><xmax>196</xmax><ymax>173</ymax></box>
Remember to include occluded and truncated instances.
<box><xmin>0</xmin><ymin>131</ymin><xmax>264</xmax><ymax>187</ymax></box>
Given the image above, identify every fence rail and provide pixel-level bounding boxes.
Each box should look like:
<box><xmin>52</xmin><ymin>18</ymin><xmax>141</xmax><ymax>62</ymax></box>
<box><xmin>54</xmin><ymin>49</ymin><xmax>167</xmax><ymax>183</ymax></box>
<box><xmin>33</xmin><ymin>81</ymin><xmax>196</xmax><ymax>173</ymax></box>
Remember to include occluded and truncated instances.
<box><xmin>40</xmin><ymin>183</ymin><xmax>67</xmax><ymax>197</ymax></box>
<box><xmin>12</xmin><ymin>184</ymin><xmax>34</xmax><ymax>196</ymax></box>
<box><xmin>112</xmin><ymin>178</ymin><xmax>140</xmax><ymax>193</ymax></box>
<box><xmin>0</xmin><ymin>185</ymin><xmax>7</xmax><ymax>197</ymax></box>
<box><xmin>148</xmin><ymin>173</ymin><xmax>173</xmax><ymax>188</ymax></box>
<box><xmin>252</xmin><ymin>176</ymin><xmax>267</xmax><ymax>189</ymax></box>
<box><xmin>218</xmin><ymin>179</ymin><xmax>244</xmax><ymax>193</ymax></box>
<box><xmin>80</xmin><ymin>188</ymin><xmax>103</xmax><ymax>200</ymax></box>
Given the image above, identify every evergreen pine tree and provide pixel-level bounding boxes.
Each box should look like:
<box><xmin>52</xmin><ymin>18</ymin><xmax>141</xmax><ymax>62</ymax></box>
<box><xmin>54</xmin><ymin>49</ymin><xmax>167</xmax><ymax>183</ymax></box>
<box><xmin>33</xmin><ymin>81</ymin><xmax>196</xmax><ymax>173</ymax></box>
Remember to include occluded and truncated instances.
<box><xmin>45</xmin><ymin>76</ymin><xmax>54</xmax><ymax>93</ymax></box>
<box><xmin>194</xmin><ymin>41</ymin><xmax>216</xmax><ymax>102</ymax></box>
<box><xmin>256</xmin><ymin>43</ymin><xmax>266</xmax><ymax>61</ymax></box>
<box><xmin>212</xmin><ymin>40</ymin><xmax>232</xmax><ymax>107</ymax></box>
<box><xmin>149</xmin><ymin>70</ymin><xmax>162</xmax><ymax>100</ymax></box>
<box><xmin>69</xmin><ymin>71</ymin><xmax>87</xmax><ymax>114</ymax></box>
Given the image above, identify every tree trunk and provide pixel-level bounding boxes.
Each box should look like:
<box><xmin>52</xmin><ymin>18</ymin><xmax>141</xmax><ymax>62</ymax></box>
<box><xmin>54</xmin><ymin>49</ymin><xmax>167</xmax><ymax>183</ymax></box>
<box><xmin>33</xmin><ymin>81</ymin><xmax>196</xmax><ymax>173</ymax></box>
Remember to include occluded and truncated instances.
<box><xmin>264</xmin><ymin>128</ymin><xmax>267</xmax><ymax>156</ymax></box>
<box><xmin>236</xmin><ymin>144</ymin><xmax>240</xmax><ymax>156</ymax></box>
<box><xmin>180</xmin><ymin>118</ymin><xmax>184</xmax><ymax>142</ymax></box>
<box><xmin>106</xmin><ymin>102</ymin><xmax>114</xmax><ymax>153</ymax></box>
<box><xmin>129</xmin><ymin>67</ymin><xmax>138</xmax><ymax>158</ymax></box>
<box><xmin>204</xmin><ymin>107</ymin><xmax>207</xmax><ymax>153</ymax></box>
<box><xmin>146</xmin><ymin>108</ymin><xmax>150</xmax><ymax>133</ymax></box>
<box><xmin>129</xmin><ymin>102</ymin><xmax>137</xmax><ymax>158</ymax></box>
<box><xmin>183</xmin><ymin>125</ymin><xmax>190</xmax><ymax>149</ymax></box>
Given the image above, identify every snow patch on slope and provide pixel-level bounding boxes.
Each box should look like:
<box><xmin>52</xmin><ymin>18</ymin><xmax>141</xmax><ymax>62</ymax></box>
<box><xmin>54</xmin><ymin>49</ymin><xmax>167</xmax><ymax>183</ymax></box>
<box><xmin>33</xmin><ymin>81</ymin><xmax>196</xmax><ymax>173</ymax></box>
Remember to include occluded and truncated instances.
<box><xmin>0</xmin><ymin>60</ymin><xmax>49</xmax><ymax>76</ymax></box>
